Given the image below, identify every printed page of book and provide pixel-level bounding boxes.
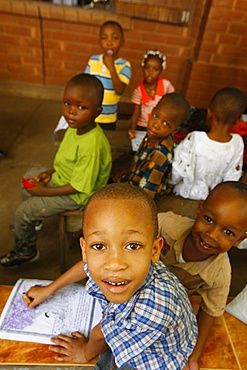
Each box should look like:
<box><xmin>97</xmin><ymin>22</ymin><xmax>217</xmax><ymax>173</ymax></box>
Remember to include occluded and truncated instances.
<box><xmin>0</xmin><ymin>278</ymin><xmax>102</xmax><ymax>345</ymax></box>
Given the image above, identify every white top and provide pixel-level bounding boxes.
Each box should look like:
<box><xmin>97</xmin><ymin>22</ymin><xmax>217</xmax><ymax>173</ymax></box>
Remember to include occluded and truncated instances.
<box><xmin>171</xmin><ymin>131</ymin><xmax>244</xmax><ymax>200</ymax></box>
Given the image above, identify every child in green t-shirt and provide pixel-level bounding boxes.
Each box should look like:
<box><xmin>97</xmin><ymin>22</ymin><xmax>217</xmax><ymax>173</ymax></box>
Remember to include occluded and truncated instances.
<box><xmin>1</xmin><ymin>73</ymin><xmax>112</xmax><ymax>268</ymax></box>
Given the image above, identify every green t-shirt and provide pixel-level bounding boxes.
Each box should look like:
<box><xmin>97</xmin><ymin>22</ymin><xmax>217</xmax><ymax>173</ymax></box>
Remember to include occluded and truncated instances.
<box><xmin>52</xmin><ymin>125</ymin><xmax>112</xmax><ymax>205</ymax></box>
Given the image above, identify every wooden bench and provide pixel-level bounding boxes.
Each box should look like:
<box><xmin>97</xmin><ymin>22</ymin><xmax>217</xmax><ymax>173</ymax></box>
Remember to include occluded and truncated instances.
<box><xmin>59</xmin><ymin>209</ymin><xmax>84</xmax><ymax>273</ymax></box>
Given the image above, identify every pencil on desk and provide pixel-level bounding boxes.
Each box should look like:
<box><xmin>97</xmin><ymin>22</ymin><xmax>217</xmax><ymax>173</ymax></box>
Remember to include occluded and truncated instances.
<box><xmin>22</xmin><ymin>292</ymin><xmax>32</xmax><ymax>305</ymax></box>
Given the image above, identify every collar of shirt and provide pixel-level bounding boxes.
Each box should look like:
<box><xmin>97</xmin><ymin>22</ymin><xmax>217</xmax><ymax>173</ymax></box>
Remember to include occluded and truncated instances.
<box><xmin>166</xmin><ymin>225</ymin><xmax>230</xmax><ymax>287</ymax></box>
<box><xmin>84</xmin><ymin>261</ymin><xmax>197</xmax><ymax>369</ymax></box>
<box><xmin>84</xmin><ymin>261</ymin><xmax>153</xmax><ymax>315</ymax></box>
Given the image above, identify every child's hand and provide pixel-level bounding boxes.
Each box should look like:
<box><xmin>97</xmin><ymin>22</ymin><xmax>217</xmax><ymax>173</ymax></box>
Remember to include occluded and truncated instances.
<box><xmin>35</xmin><ymin>170</ymin><xmax>51</xmax><ymax>185</ymax></box>
<box><xmin>184</xmin><ymin>357</ymin><xmax>199</xmax><ymax>370</ymax></box>
<box><xmin>25</xmin><ymin>182</ymin><xmax>47</xmax><ymax>196</ymax></box>
<box><xmin>23</xmin><ymin>285</ymin><xmax>52</xmax><ymax>309</ymax></box>
<box><xmin>103</xmin><ymin>54</ymin><xmax>115</xmax><ymax>71</ymax></box>
<box><xmin>49</xmin><ymin>332</ymin><xmax>88</xmax><ymax>363</ymax></box>
<box><xmin>128</xmin><ymin>129</ymin><xmax>136</xmax><ymax>139</ymax></box>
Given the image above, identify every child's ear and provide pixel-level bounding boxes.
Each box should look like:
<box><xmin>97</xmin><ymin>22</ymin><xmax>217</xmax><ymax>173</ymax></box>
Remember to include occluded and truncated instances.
<box><xmin>80</xmin><ymin>237</ymin><xmax>87</xmax><ymax>262</ymax></box>
<box><xmin>95</xmin><ymin>107</ymin><xmax>103</xmax><ymax>119</ymax></box>
<box><xmin>207</xmin><ymin>108</ymin><xmax>213</xmax><ymax>119</ymax></box>
<box><xmin>151</xmin><ymin>237</ymin><xmax>164</xmax><ymax>263</ymax></box>
<box><xmin>194</xmin><ymin>201</ymin><xmax>203</xmax><ymax>219</ymax></box>
<box><xmin>172</xmin><ymin>127</ymin><xmax>180</xmax><ymax>135</ymax></box>
<box><xmin>233</xmin><ymin>233</ymin><xmax>247</xmax><ymax>248</ymax></box>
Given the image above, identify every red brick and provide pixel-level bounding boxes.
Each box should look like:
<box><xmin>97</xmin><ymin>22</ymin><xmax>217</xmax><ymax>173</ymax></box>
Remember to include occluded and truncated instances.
<box><xmin>0</xmin><ymin>1</ymin><xmax>11</xmax><ymax>12</ymax></box>
<box><xmin>240</xmin><ymin>37</ymin><xmax>247</xmax><ymax>47</ymax></box>
<box><xmin>213</xmin><ymin>54</ymin><xmax>246</xmax><ymax>67</ymax></box>
<box><xmin>0</xmin><ymin>0</ymin><xmax>246</xmax><ymax>109</ymax></box>
<box><xmin>205</xmin><ymin>20</ymin><xmax>227</xmax><ymax>33</ymax></box>
<box><xmin>0</xmin><ymin>53</ymin><xmax>20</xmax><ymax>63</ymax></box>
<box><xmin>25</xmin><ymin>2</ymin><xmax>40</xmax><ymax>17</ymax></box>
<box><xmin>214</xmin><ymin>0</ymin><xmax>234</xmax><ymax>9</ymax></box>
<box><xmin>64</xmin><ymin>8</ymin><xmax>79</xmax><ymax>22</ymax></box>
<box><xmin>219</xmin><ymin>45</ymin><xmax>247</xmax><ymax>57</ymax></box>
<box><xmin>235</xmin><ymin>0</ymin><xmax>247</xmax><ymax>11</ymax></box>
<box><xmin>0</xmin><ymin>34</ymin><xmax>19</xmax><ymax>45</ymax></box>
<box><xmin>228</xmin><ymin>22</ymin><xmax>247</xmax><ymax>34</ymax></box>
<box><xmin>218</xmin><ymin>34</ymin><xmax>240</xmax><ymax>45</ymax></box>
<box><xmin>199</xmin><ymin>43</ymin><xmax>219</xmax><ymax>54</ymax></box>
<box><xmin>11</xmin><ymin>1</ymin><xmax>26</xmax><ymax>15</ymax></box>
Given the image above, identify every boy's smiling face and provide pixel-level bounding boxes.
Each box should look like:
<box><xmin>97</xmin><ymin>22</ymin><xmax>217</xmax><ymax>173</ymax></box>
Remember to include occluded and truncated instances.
<box><xmin>62</xmin><ymin>84</ymin><xmax>101</xmax><ymax>135</ymax></box>
<box><xmin>190</xmin><ymin>187</ymin><xmax>247</xmax><ymax>258</ymax></box>
<box><xmin>80</xmin><ymin>198</ymin><xmax>162</xmax><ymax>304</ymax></box>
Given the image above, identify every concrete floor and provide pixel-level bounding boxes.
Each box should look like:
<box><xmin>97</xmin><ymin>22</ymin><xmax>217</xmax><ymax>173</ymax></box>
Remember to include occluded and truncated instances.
<box><xmin>0</xmin><ymin>92</ymin><xmax>246</xmax><ymax>297</ymax></box>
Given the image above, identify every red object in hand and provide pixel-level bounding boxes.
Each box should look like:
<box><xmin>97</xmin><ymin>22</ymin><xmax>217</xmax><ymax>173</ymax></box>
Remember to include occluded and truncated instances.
<box><xmin>21</xmin><ymin>177</ymin><xmax>36</xmax><ymax>188</ymax></box>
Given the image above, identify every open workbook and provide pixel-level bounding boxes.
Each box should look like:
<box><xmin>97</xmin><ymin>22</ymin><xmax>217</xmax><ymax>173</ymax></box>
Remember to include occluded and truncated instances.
<box><xmin>0</xmin><ymin>278</ymin><xmax>102</xmax><ymax>345</ymax></box>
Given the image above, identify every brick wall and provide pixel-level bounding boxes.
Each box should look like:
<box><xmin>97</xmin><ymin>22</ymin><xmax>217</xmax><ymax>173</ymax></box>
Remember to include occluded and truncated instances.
<box><xmin>186</xmin><ymin>0</ymin><xmax>247</xmax><ymax>107</ymax></box>
<box><xmin>0</xmin><ymin>0</ymin><xmax>246</xmax><ymax>108</ymax></box>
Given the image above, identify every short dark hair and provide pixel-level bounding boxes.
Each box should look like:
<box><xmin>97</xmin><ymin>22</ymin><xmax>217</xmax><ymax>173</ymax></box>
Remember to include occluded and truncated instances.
<box><xmin>100</xmin><ymin>20</ymin><xmax>124</xmax><ymax>37</ymax></box>
<box><xmin>157</xmin><ymin>92</ymin><xmax>191</xmax><ymax>126</ymax></box>
<box><xmin>83</xmin><ymin>183</ymin><xmax>158</xmax><ymax>238</ymax></box>
<box><xmin>211</xmin><ymin>180</ymin><xmax>247</xmax><ymax>199</ymax></box>
<box><xmin>66</xmin><ymin>73</ymin><xmax>104</xmax><ymax>107</ymax></box>
<box><xmin>209</xmin><ymin>87</ymin><xmax>246</xmax><ymax>126</ymax></box>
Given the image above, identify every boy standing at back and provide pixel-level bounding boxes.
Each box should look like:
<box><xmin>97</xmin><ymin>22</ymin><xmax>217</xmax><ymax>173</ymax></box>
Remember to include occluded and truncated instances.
<box><xmin>1</xmin><ymin>73</ymin><xmax>112</xmax><ymax>268</ymax></box>
<box><xmin>158</xmin><ymin>181</ymin><xmax>247</xmax><ymax>369</ymax></box>
<box><xmin>24</xmin><ymin>183</ymin><xmax>198</xmax><ymax>369</ymax></box>
<box><xmin>171</xmin><ymin>87</ymin><xmax>245</xmax><ymax>200</ymax></box>
<box><xmin>54</xmin><ymin>20</ymin><xmax>132</xmax><ymax>140</ymax></box>
<box><xmin>120</xmin><ymin>92</ymin><xmax>190</xmax><ymax>200</ymax></box>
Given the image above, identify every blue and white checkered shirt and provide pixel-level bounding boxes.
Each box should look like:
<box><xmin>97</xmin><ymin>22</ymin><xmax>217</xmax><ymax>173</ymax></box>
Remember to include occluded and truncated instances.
<box><xmin>85</xmin><ymin>261</ymin><xmax>198</xmax><ymax>370</ymax></box>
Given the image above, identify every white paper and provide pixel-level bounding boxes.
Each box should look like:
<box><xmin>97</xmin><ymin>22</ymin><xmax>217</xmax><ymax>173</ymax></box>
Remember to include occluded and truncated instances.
<box><xmin>0</xmin><ymin>278</ymin><xmax>102</xmax><ymax>344</ymax></box>
<box><xmin>131</xmin><ymin>131</ymin><xmax>146</xmax><ymax>151</ymax></box>
<box><xmin>225</xmin><ymin>285</ymin><xmax>247</xmax><ymax>324</ymax></box>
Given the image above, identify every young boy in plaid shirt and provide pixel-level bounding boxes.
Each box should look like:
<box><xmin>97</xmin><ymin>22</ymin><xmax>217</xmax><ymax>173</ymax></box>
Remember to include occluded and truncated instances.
<box><xmin>120</xmin><ymin>92</ymin><xmax>190</xmax><ymax>200</ymax></box>
<box><xmin>24</xmin><ymin>183</ymin><xmax>197</xmax><ymax>369</ymax></box>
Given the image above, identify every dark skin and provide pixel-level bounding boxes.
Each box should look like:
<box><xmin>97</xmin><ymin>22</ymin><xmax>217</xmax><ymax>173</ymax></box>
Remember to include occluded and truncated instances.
<box><xmin>129</xmin><ymin>56</ymin><xmax>163</xmax><ymax>139</ymax></box>
<box><xmin>100</xmin><ymin>24</ymin><xmax>126</xmax><ymax>96</ymax></box>
<box><xmin>241</xmin><ymin>171</ymin><xmax>247</xmax><ymax>184</ymax></box>
<box><xmin>182</xmin><ymin>186</ymin><xmax>247</xmax><ymax>370</ymax></box>
<box><xmin>26</xmin><ymin>83</ymin><xmax>102</xmax><ymax>197</ymax></box>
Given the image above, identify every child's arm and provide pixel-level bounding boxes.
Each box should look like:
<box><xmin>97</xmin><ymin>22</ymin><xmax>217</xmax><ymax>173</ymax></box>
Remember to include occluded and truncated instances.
<box><xmin>26</xmin><ymin>182</ymin><xmax>79</xmax><ymax>197</ymax></box>
<box><xmin>188</xmin><ymin>308</ymin><xmax>215</xmax><ymax>370</ymax></box>
<box><xmin>241</xmin><ymin>171</ymin><xmax>247</xmax><ymax>184</ymax></box>
<box><xmin>35</xmin><ymin>167</ymin><xmax>55</xmax><ymax>184</ymax></box>
<box><xmin>129</xmin><ymin>104</ymin><xmax>141</xmax><ymax>138</ymax></box>
<box><xmin>49</xmin><ymin>322</ymin><xmax>108</xmax><ymax>363</ymax></box>
<box><xmin>103</xmin><ymin>55</ymin><xmax>127</xmax><ymax>95</ymax></box>
<box><xmin>25</xmin><ymin>261</ymin><xmax>86</xmax><ymax>308</ymax></box>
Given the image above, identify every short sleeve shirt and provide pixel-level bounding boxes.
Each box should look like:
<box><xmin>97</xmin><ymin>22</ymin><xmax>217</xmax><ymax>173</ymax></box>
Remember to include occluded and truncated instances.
<box><xmin>85</xmin><ymin>55</ymin><xmax>132</xmax><ymax>124</ymax></box>
<box><xmin>52</xmin><ymin>125</ymin><xmax>112</xmax><ymax>205</ymax></box>
<box><xmin>85</xmin><ymin>261</ymin><xmax>197</xmax><ymax>370</ymax></box>
<box><xmin>131</xmin><ymin>78</ymin><xmax>175</xmax><ymax>128</ymax></box>
<box><xmin>158</xmin><ymin>211</ymin><xmax>231</xmax><ymax>317</ymax></box>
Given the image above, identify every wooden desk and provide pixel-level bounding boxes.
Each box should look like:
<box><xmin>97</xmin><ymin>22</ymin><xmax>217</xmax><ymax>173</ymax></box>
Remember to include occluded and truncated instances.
<box><xmin>0</xmin><ymin>286</ymin><xmax>246</xmax><ymax>369</ymax></box>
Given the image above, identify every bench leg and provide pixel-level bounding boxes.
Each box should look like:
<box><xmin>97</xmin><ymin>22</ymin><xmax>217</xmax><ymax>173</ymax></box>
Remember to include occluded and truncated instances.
<box><xmin>59</xmin><ymin>214</ymin><xmax>70</xmax><ymax>273</ymax></box>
